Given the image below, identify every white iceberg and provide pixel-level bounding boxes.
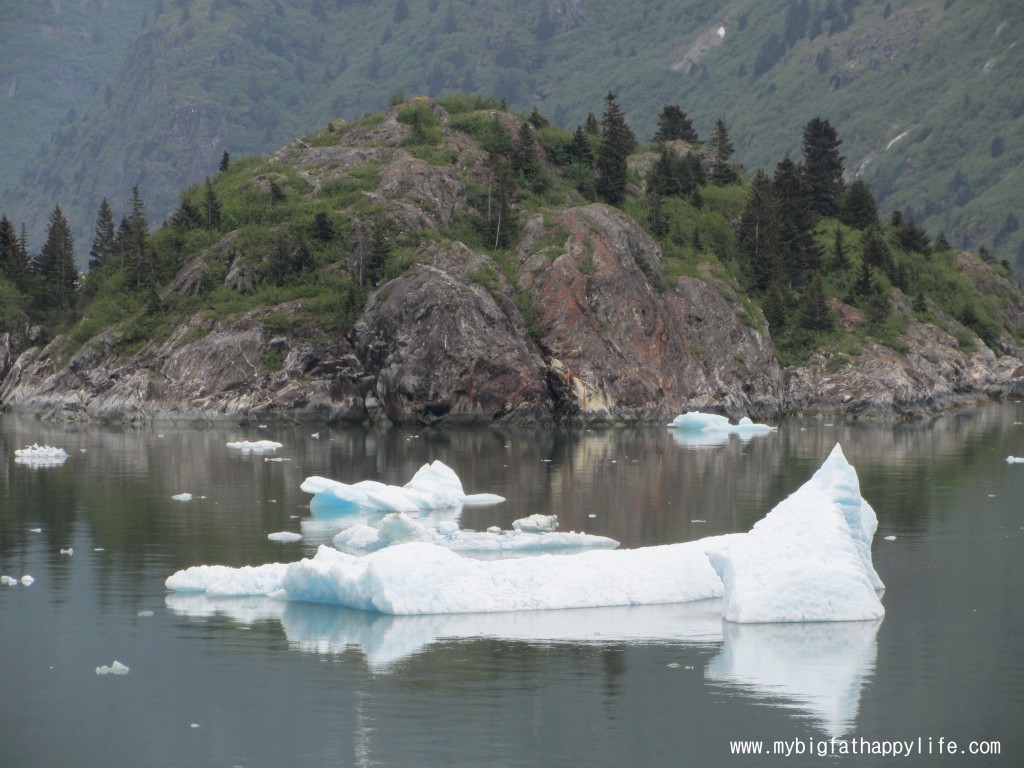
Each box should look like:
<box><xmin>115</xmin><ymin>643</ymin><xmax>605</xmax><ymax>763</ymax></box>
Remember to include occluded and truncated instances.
<box><xmin>704</xmin><ymin>444</ymin><xmax>883</xmax><ymax>623</ymax></box>
<box><xmin>332</xmin><ymin>511</ymin><xmax>618</xmax><ymax>556</ymax></box>
<box><xmin>301</xmin><ymin>460</ymin><xmax>505</xmax><ymax>515</ymax></box>
<box><xmin>95</xmin><ymin>660</ymin><xmax>130</xmax><ymax>675</ymax></box>
<box><xmin>167</xmin><ymin>445</ymin><xmax>883</xmax><ymax>623</ymax></box>
<box><xmin>667</xmin><ymin>412</ymin><xmax>776</xmax><ymax>447</ymax></box>
<box><xmin>226</xmin><ymin>440</ymin><xmax>283</xmax><ymax>452</ymax></box>
<box><xmin>1</xmin><ymin>575</ymin><xmax>17</xmax><ymax>586</ymax></box>
<box><xmin>14</xmin><ymin>444</ymin><xmax>69</xmax><ymax>466</ymax></box>
<box><xmin>21</xmin><ymin>575</ymin><xmax>34</xmax><ymax>586</ymax></box>
<box><xmin>268</xmin><ymin>531</ymin><xmax>303</xmax><ymax>543</ymax></box>
<box><xmin>1006</xmin><ymin>456</ymin><xmax>1024</xmax><ymax>464</ymax></box>
<box><xmin>171</xmin><ymin>493</ymin><xmax>193</xmax><ymax>502</ymax></box>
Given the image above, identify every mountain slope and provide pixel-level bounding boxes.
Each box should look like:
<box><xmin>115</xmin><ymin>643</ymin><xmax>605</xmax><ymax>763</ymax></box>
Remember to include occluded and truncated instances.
<box><xmin>2</xmin><ymin>0</ymin><xmax>1023</xmax><ymax>273</ymax></box>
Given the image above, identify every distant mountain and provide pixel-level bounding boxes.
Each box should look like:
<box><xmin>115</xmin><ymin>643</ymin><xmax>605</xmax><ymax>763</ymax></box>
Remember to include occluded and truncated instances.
<box><xmin>2</xmin><ymin>0</ymin><xmax>1023</xmax><ymax>270</ymax></box>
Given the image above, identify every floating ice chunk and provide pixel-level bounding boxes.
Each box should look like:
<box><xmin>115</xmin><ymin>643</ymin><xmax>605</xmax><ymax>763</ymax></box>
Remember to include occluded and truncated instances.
<box><xmin>137</xmin><ymin>610</ymin><xmax>154</xmax><ymax>617</ymax></box>
<box><xmin>14</xmin><ymin>444</ymin><xmax>69</xmax><ymax>466</ymax></box>
<box><xmin>701</xmin><ymin>416</ymin><xmax>776</xmax><ymax>434</ymax></box>
<box><xmin>168</xmin><ymin>445</ymin><xmax>881</xmax><ymax>624</ymax></box>
<box><xmin>512</xmin><ymin>514</ymin><xmax>558</xmax><ymax>533</ymax></box>
<box><xmin>1007</xmin><ymin>456</ymin><xmax>1024</xmax><ymax>464</ymax></box>
<box><xmin>226</xmin><ymin>440</ymin><xmax>283</xmax><ymax>452</ymax></box>
<box><xmin>95</xmin><ymin>660</ymin><xmax>130</xmax><ymax>675</ymax></box>
<box><xmin>301</xmin><ymin>460</ymin><xmax>504</xmax><ymax>515</ymax></box>
<box><xmin>884</xmin><ymin>535</ymin><xmax>897</xmax><ymax>541</ymax></box>
<box><xmin>668</xmin><ymin>412</ymin><xmax>731</xmax><ymax>431</ymax></box>
<box><xmin>268</xmin><ymin>531</ymin><xmax>303</xmax><ymax>543</ymax></box>
<box><xmin>332</xmin><ymin>512</ymin><xmax>617</xmax><ymax>556</ymax></box>
<box><xmin>21</xmin><ymin>575</ymin><xmax>34</xmax><ymax>586</ymax></box>
<box><xmin>704</xmin><ymin>445</ymin><xmax>884</xmax><ymax>623</ymax></box>
<box><xmin>1</xmin><ymin>575</ymin><xmax>17</xmax><ymax>586</ymax></box>
<box><xmin>60</xmin><ymin>548</ymin><xmax>73</xmax><ymax>555</ymax></box>
<box><xmin>171</xmin><ymin>493</ymin><xmax>193</xmax><ymax>502</ymax></box>
<box><xmin>165</xmin><ymin>562</ymin><xmax>289</xmax><ymax>595</ymax></box>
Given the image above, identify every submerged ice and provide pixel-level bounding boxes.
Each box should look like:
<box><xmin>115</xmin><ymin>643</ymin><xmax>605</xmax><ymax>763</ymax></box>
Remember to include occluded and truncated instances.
<box><xmin>167</xmin><ymin>445</ymin><xmax>884</xmax><ymax>623</ymax></box>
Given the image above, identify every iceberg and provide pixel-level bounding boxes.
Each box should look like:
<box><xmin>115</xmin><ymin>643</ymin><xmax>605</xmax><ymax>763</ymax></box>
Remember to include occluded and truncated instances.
<box><xmin>226</xmin><ymin>440</ymin><xmax>283</xmax><ymax>452</ymax></box>
<box><xmin>14</xmin><ymin>444</ymin><xmax>69</xmax><ymax>466</ymax></box>
<box><xmin>332</xmin><ymin>511</ymin><xmax>618</xmax><ymax>556</ymax></box>
<box><xmin>95</xmin><ymin>661</ymin><xmax>130</xmax><ymax>676</ymax></box>
<box><xmin>301</xmin><ymin>459</ymin><xmax>505</xmax><ymax>516</ymax></box>
<box><xmin>167</xmin><ymin>445</ymin><xmax>883</xmax><ymax>623</ymax></box>
<box><xmin>268</xmin><ymin>531</ymin><xmax>303</xmax><ymax>543</ymax></box>
<box><xmin>667</xmin><ymin>412</ymin><xmax>776</xmax><ymax>447</ymax></box>
<box><xmin>1006</xmin><ymin>456</ymin><xmax>1024</xmax><ymax>464</ymax></box>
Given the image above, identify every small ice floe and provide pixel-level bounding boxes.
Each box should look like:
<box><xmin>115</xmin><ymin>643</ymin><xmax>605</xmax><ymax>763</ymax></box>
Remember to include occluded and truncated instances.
<box><xmin>171</xmin><ymin>493</ymin><xmax>193</xmax><ymax>502</ymax></box>
<box><xmin>30</xmin><ymin>528</ymin><xmax>41</xmax><ymax>533</ymax></box>
<box><xmin>1006</xmin><ymin>456</ymin><xmax>1024</xmax><ymax>464</ymax></box>
<box><xmin>21</xmin><ymin>575</ymin><xmax>34</xmax><ymax>586</ymax></box>
<box><xmin>268</xmin><ymin>531</ymin><xmax>303</xmax><ymax>543</ymax></box>
<box><xmin>667</xmin><ymin>662</ymin><xmax>681</xmax><ymax>668</ymax></box>
<box><xmin>137</xmin><ymin>610</ymin><xmax>154</xmax><ymax>617</ymax></box>
<box><xmin>1</xmin><ymin>575</ymin><xmax>17</xmax><ymax>586</ymax></box>
<box><xmin>311</xmin><ymin>432</ymin><xmax>320</xmax><ymax>440</ymax></box>
<box><xmin>264</xmin><ymin>457</ymin><xmax>291</xmax><ymax>462</ymax></box>
<box><xmin>226</xmin><ymin>440</ymin><xmax>283</xmax><ymax>453</ymax></box>
<box><xmin>14</xmin><ymin>444</ymin><xmax>69</xmax><ymax>466</ymax></box>
<box><xmin>884</xmin><ymin>535</ymin><xmax>897</xmax><ymax>541</ymax></box>
<box><xmin>190</xmin><ymin>724</ymin><xmax>200</xmax><ymax>729</ymax></box>
<box><xmin>60</xmin><ymin>548</ymin><xmax>73</xmax><ymax>556</ymax></box>
<box><xmin>303</xmin><ymin>460</ymin><xmax>504</xmax><ymax>515</ymax></box>
<box><xmin>512</xmin><ymin>514</ymin><xmax>558</xmax><ymax>533</ymax></box>
<box><xmin>95</xmin><ymin>661</ymin><xmax>130</xmax><ymax>675</ymax></box>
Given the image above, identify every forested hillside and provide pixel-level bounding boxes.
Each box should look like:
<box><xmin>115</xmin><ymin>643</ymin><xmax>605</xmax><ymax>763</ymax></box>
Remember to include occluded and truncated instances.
<box><xmin>1</xmin><ymin>0</ymin><xmax>1022</xmax><ymax>272</ymax></box>
<box><xmin>1</xmin><ymin>95</ymin><xmax>1021</xmax><ymax>423</ymax></box>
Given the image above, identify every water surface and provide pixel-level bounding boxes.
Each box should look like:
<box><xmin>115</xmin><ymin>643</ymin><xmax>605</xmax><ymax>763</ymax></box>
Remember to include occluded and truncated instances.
<box><xmin>1</xmin><ymin>405</ymin><xmax>1022</xmax><ymax>766</ymax></box>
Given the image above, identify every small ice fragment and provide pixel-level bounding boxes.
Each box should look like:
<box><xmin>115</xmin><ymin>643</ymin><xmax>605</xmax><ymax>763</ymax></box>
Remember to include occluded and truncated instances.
<box><xmin>268</xmin><ymin>531</ymin><xmax>302</xmax><ymax>542</ymax></box>
<box><xmin>588</xmin><ymin>514</ymin><xmax>597</xmax><ymax>518</ymax></box>
<box><xmin>486</xmin><ymin>526</ymin><xmax>502</xmax><ymax>535</ymax></box>
<box><xmin>137</xmin><ymin>610</ymin><xmax>154</xmax><ymax>617</ymax></box>
<box><xmin>60</xmin><ymin>548</ymin><xmax>73</xmax><ymax>555</ymax></box>
<box><xmin>1</xmin><ymin>575</ymin><xmax>17</xmax><ymax>586</ymax></box>
<box><xmin>667</xmin><ymin>662</ymin><xmax>680</xmax><ymax>668</ymax></box>
<box><xmin>884</xmin><ymin>535</ymin><xmax>897</xmax><ymax>541</ymax></box>
<box><xmin>191</xmin><ymin>724</ymin><xmax>200</xmax><ymax>729</ymax></box>
<box><xmin>21</xmin><ymin>575</ymin><xmax>34</xmax><ymax>586</ymax></box>
<box><xmin>1006</xmin><ymin>456</ymin><xmax>1024</xmax><ymax>464</ymax></box>
<box><xmin>30</xmin><ymin>528</ymin><xmax>41</xmax><ymax>533</ymax></box>
<box><xmin>171</xmin><ymin>493</ymin><xmax>192</xmax><ymax>502</ymax></box>
<box><xmin>226</xmin><ymin>440</ymin><xmax>283</xmax><ymax>452</ymax></box>
<box><xmin>94</xmin><ymin>548</ymin><xmax>105</xmax><ymax>552</ymax></box>
<box><xmin>95</xmin><ymin>660</ymin><xmax>130</xmax><ymax>675</ymax></box>
<box><xmin>512</xmin><ymin>514</ymin><xmax>558</xmax><ymax>533</ymax></box>
<box><xmin>691</xmin><ymin>519</ymin><xmax>706</xmax><ymax>523</ymax></box>
<box><xmin>988</xmin><ymin>494</ymin><xmax>996</xmax><ymax>498</ymax></box>
<box><xmin>311</xmin><ymin>432</ymin><xmax>320</xmax><ymax>439</ymax></box>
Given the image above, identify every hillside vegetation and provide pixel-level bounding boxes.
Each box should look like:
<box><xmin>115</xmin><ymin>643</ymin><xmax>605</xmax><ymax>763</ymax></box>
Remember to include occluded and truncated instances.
<box><xmin>1</xmin><ymin>0</ymin><xmax>1022</xmax><ymax>274</ymax></box>
<box><xmin>1</xmin><ymin>95</ymin><xmax>1021</xmax><ymax>426</ymax></box>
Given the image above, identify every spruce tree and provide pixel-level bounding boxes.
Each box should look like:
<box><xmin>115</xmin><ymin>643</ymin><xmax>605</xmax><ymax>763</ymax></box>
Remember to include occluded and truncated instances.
<box><xmin>839</xmin><ymin>179</ymin><xmax>877</xmax><ymax>229</ymax></box>
<box><xmin>510</xmin><ymin>120</ymin><xmax>540</xmax><ymax>184</ymax></box>
<box><xmin>739</xmin><ymin>169</ymin><xmax>781</xmax><ymax>292</ymax></box>
<box><xmin>126</xmin><ymin>185</ymin><xmax>152</xmax><ymax>287</ymax></box>
<box><xmin>772</xmin><ymin>154</ymin><xmax>819</xmax><ymax>284</ymax></box>
<box><xmin>219</xmin><ymin>150</ymin><xmax>230</xmax><ymax>172</ymax></box>
<box><xmin>203</xmin><ymin>177</ymin><xmax>222</xmax><ymax>230</ymax></box>
<box><xmin>802</xmin><ymin>117</ymin><xmax>844</xmax><ymax>216</ymax></box>
<box><xmin>709</xmin><ymin>118</ymin><xmax>737</xmax><ymax>184</ymax></box>
<box><xmin>654</xmin><ymin>104</ymin><xmax>699</xmax><ymax>143</ymax></box>
<box><xmin>0</xmin><ymin>215</ymin><xmax>29</xmax><ymax>289</ymax></box>
<box><xmin>801</xmin><ymin>268</ymin><xmax>834</xmax><ymax>332</ymax></box>
<box><xmin>89</xmin><ymin>198</ymin><xmax>117</xmax><ymax>273</ymax></box>
<box><xmin>595</xmin><ymin>91</ymin><xmax>633</xmax><ymax>205</ymax></box>
<box><xmin>36</xmin><ymin>205</ymin><xmax>78</xmax><ymax>312</ymax></box>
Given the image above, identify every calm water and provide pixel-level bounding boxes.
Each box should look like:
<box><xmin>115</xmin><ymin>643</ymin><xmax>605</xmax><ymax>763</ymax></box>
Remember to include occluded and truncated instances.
<box><xmin>1</xmin><ymin>405</ymin><xmax>1022</xmax><ymax>767</ymax></box>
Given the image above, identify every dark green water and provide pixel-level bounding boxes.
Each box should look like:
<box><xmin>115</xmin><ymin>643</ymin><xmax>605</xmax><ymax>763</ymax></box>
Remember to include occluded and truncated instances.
<box><xmin>1</xmin><ymin>404</ymin><xmax>1022</xmax><ymax>767</ymax></box>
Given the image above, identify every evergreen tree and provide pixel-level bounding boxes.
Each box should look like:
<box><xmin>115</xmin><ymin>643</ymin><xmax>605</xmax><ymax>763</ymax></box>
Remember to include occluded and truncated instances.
<box><xmin>219</xmin><ymin>150</ymin><xmax>230</xmax><ymax>172</ymax></box>
<box><xmin>35</xmin><ymin>205</ymin><xmax>78</xmax><ymax>312</ymax></box>
<box><xmin>203</xmin><ymin>177</ymin><xmax>223</xmax><ymax>230</ymax></box>
<box><xmin>0</xmin><ymin>215</ymin><xmax>29</xmax><ymax>289</ymax></box>
<box><xmin>366</xmin><ymin>223</ymin><xmax>391</xmax><ymax>285</ymax></box>
<box><xmin>867</xmin><ymin>274</ymin><xmax>891</xmax><ymax>325</ymax></box>
<box><xmin>170</xmin><ymin>198</ymin><xmax>203</xmax><ymax>230</ymax></box>
<box><xmin>653</xmin><ymin>104</ymin><xmax>699</xmax><ymax>143</ymax></box>
<box><xmin>126</xmin><ymin>185</ymin><xmax>153</xmax><ymax>287</ymax></box>
<box><xmin>772</xmin><ymin>154</ymin><xmax>820</xmax><ymax>284</ymax></box>
<box><xmin>595</xmin><ymin>91</ymin><xmax>633</xmax><ymax>205</ymax></box>
<box><xmin>895</xmin><ymin>214</ymin><xmax>931</xmax><ymax>255</ymax></box>
<box><xmin>851</xmin><ymin>257</ymin><xmax>873</xmax><ymax>300</ymax></box>
<box><xmin>88</xmin><ymin>198</ymin><xmax>117</xmax><ymax>273</ymax></box>
<box><xmin>801</xmin><ymin>268</ymin><xmax>835</xmax><ymax>332</ymax></box>
<box><xmin>510</xmin><ymin>120</ymin><xmax>540</xmax><ymax>184</ymax></box>
<box><xmin>839</xmin><ymin>178</ymin><xmax>877</xmax><ymax>229</ymax></box>
<box><xmin>861</xmin><ymin>225</ymin><xmax>893</xmax><ymax>275</ymax></box>
<box><xmin>739</xmin><ymin>169</ymin><xmax>781</xmax><ymax>292</ymax></box>
<box><xmin>709</xmin><ymin>118</ymin><xmax>737</xmax><ymax>184</ymax></box>
<box><xmin>313</xmin><ymin>211</ymin><xmax>336</xmax><ymax>242</ymax></box>
<box><xmin>801</xmin><ymin>117</ymin><xmax>844</xmax><ymax>216</ymax></box>
<box><xmin>583</xmin><ymin>112</ymin><xmax>600</xmax><ymax>135</ymax></box>
<box><xmin>831</xmin><ymin>228</ymin><xmax>850</xmax><ymax>271</ymax></box>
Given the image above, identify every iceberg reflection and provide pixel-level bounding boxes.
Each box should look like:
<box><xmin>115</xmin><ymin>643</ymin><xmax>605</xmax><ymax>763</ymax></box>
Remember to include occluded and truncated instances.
<box><xmin>706</xmin><ymin>619</ymin><xmax>881</xmax><ymax>737</ymax></box>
